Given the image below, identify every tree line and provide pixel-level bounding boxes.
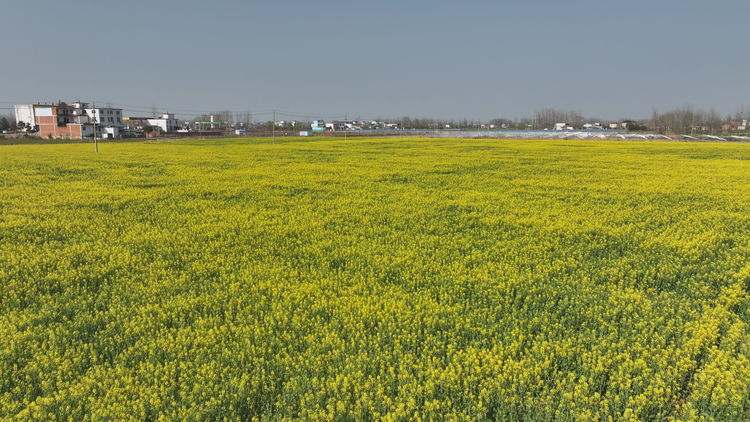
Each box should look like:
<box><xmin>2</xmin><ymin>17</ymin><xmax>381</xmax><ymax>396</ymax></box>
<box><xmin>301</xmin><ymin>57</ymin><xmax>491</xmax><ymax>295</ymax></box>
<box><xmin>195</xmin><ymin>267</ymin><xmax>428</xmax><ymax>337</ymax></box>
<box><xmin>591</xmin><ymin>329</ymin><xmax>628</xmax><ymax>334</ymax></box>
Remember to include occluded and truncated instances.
<box><xmin>649</xmin><ymin>105</ymin><xmax>748</xmax><ymax>135</ymax></box>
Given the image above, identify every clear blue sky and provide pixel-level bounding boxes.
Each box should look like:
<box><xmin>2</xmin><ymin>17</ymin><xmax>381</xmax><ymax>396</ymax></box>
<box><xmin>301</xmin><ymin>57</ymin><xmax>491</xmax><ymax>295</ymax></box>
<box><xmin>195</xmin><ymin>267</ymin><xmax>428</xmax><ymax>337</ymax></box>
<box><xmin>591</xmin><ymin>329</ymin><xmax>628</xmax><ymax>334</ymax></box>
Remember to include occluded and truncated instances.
<box><xmin>2</xmin><ymin>0</ymin><xmax>748</xmax><ymax>122</ymax></box>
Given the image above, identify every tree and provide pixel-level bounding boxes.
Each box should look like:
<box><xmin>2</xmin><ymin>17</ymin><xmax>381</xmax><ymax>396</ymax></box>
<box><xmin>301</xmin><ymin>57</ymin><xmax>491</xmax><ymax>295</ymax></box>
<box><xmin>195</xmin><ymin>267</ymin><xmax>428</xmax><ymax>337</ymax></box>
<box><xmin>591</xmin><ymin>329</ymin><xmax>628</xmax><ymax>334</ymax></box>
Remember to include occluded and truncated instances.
<box><xmin>490</xmin><ymin>118</ymin><xmax>514</xmax><ymax>129</ymax></box>
<box><xmin>705</xmin><ymin>107</ymin><xmax>721</xmax><ymax>134</ymax></box>
<box><xmin>733</xmin><ymin>105</ymin><xmax>746</xmax><ymax>123</ymax></box>
<box><xmin>0</xmin><ymin>117</ymin><xmax>8</xmax><ymax>131</ymax></box>
<box><xmin>569</xmin><ymin>111</ymin><xmax>585</xmax><ymax>128</ymax></box>
<box><xmin>235</xmin><ymin>112</ymin><xmax>252</xmax><ymax>129</ymax></box>
<box><xmin>533</xmin><ymin>108</ymin><xmax>571</xmax><ymax>129</ymax></box>
<box><xmin>214</xmin><ymin>110</ymin><xmax>233</xmax><ymax>128</ymax></box>
<box><xmin>651</xmin><ymin>109</ymin><xmax>661</xmax><ymax>133</ymax></box>
<box><xmin>626</xmin><ymin>121</ymin><xmax>648</xmax><ymax>131</ymax></box>
<box><xmin>142</xmin><ymin>125</ymin><xmax>154</xmax><ymax>133</ymax></box>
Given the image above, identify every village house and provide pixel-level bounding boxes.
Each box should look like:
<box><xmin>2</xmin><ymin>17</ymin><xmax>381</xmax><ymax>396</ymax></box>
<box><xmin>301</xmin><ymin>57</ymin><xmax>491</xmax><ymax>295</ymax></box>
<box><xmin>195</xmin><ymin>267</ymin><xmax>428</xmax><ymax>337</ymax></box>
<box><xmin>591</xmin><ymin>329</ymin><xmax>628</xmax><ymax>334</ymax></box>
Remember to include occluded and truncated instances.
<box><xmin>15</xmin><ymin>101</ymin><xmax>122</xmax><ymax>139</ymax></box>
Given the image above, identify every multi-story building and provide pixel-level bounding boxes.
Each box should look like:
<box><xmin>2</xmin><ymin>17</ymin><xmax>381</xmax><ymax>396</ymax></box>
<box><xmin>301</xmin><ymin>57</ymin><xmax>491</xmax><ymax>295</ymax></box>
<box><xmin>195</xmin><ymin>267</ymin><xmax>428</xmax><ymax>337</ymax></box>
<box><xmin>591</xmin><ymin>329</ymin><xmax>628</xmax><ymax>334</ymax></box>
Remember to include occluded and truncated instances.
<box><xmin>15</xmin><ymin>101</ymin><xmax>123</xmax><ymax>139</ymax></box>
<box><xmin>311</xmin><ymin>120</ymin><xmax>326</xmax><ymax>131</ymax></box>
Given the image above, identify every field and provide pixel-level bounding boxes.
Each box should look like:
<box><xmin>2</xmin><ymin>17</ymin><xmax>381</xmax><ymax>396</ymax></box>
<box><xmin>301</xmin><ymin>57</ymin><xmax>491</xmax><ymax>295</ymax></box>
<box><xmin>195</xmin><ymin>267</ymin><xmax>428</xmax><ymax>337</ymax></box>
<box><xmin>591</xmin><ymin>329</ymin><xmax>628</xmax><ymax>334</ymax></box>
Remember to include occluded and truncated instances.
<box><xmin>1</xmin><ymin>137</ymin><xmax>749</xmax><ymax>421</ymax></box>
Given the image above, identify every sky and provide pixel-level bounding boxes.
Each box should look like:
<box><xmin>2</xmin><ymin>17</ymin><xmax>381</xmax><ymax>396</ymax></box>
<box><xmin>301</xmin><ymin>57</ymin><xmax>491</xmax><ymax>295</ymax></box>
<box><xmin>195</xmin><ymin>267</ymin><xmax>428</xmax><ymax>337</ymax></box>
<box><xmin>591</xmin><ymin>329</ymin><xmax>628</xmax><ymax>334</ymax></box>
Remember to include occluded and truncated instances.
<box><xmin>2</xmin><ymin>0</ymin><xmax>749</xmax><ymax>123</ymax></box>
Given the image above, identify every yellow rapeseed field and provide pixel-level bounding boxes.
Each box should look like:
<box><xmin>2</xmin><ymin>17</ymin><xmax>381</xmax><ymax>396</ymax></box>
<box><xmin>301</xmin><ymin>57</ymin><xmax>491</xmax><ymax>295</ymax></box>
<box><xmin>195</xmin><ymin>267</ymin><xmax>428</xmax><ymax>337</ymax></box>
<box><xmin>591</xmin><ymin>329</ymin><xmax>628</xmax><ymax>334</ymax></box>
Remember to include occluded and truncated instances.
<box><xmin>1</xmin><ymin>137</ymin><xmax>749</xmax><ymax>421</ymax></box>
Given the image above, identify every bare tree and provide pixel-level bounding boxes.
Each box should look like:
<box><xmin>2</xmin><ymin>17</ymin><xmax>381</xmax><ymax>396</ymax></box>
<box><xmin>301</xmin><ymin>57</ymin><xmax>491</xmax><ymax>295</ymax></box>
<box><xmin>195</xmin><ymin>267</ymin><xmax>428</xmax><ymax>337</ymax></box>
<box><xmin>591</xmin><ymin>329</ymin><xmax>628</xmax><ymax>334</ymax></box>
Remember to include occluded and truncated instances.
<box><xmin>734</xmin><ymin>105</ymin><xmax>747</xmax><ymax>122</ymax></box>
<box><xmin>680</xmin><ymin>104</ymin><xmax>694</xmax><ymax>134</ymax></box>
<box><xmin>651</xmin><ymin>109</ymin><xmax>662</xmax><ymax>133</ymax></box>
<box><xmin>489</xmin><ymin>118</ymin><xmax>514</xmax><ymax>128</ymax></box>
<box><xmin>706</xmin><ymin>107</ymin><xmax>721</xmax><ymax>134</ymax></box>
<box><xmin>214</xmin><ymin>110</ymin><xmax>233</xmax><ymax>127</ymax></box>
<box><xmin>234</xmin><ymin>112</ymin><xmax>252</xmax><ymax>129</ymax></box>
<box><xmin>568</xmin><ymin>111</ymin><xmax>585</xmax><ymax>128</ymax></box>
<box><xmin>533</xmin><ymin>108</ymin><xmax>581</xmax><ymax>129</ymax></box>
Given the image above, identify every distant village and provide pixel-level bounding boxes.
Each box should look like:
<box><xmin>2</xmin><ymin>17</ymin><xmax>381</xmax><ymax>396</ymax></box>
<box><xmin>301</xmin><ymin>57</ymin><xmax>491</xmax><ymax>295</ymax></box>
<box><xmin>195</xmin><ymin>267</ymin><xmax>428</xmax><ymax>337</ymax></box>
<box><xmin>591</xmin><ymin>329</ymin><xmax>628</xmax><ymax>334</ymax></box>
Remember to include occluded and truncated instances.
<box><xmin>3</xmin><ymin>100</ymin><xmax>748</xmax><ymax>140</ymax></box>
<box><xmin>10</xmin><ymin>101</ymin><xmax>179</xmax><ymax>140</ymax></box>
<box><xmin>7</xmin><ymin>101</ymin><xmax>402</xmax><ymax>139</ymax></box>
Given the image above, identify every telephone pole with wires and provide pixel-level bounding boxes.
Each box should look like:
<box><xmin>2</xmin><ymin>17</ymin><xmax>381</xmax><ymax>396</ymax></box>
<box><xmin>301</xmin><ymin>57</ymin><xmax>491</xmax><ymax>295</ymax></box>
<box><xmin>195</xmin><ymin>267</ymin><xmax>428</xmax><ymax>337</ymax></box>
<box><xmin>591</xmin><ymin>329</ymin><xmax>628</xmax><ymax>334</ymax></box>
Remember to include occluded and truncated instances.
<box><xmin>93</xmin><ymin>102</ymin><xmax>98</xmax><ymax>153</ymax></box>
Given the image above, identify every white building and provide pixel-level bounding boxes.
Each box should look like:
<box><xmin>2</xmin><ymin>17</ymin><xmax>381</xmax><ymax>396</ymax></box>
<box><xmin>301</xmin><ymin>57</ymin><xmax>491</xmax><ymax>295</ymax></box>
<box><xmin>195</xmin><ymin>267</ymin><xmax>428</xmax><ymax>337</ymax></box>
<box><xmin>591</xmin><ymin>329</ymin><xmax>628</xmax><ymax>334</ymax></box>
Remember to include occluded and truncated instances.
<box><xmin>123</xmin><ymin>113</ymin><xmax>180</xmax><ymax>133</ymax></box>
<box><xmin>15</xmin><ymin>101</ymin><xmax>122</xmax><ymax>139</ymax></box>
<box><xmin>14</xmin><ymin>105</ymin><xmax>36</xmax><ymax>130</ymax></box>
<box><xmin>325</xmin><ymin>121</ymin><xmax>349</xmax><ymax>131</ymax></box>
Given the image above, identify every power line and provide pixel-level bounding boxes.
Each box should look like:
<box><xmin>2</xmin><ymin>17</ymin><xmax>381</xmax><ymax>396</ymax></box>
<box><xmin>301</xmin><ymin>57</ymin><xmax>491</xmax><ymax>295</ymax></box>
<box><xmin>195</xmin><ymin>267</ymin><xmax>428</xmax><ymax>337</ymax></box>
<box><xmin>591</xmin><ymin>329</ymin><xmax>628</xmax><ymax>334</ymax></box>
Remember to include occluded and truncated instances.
<box><xmin>89</xmin><ymin>100</ymin><xmax>283</xmax><ymax>116</ymax></box>
<box><xmin>1</xmin><ymin>99</ymin><xmax>375</xmax><ymax>122</ymax></box>
<box><xmin>87</xmin><ymin>100</ymin><xmax>356</xmax><ymax>120</ymax></box>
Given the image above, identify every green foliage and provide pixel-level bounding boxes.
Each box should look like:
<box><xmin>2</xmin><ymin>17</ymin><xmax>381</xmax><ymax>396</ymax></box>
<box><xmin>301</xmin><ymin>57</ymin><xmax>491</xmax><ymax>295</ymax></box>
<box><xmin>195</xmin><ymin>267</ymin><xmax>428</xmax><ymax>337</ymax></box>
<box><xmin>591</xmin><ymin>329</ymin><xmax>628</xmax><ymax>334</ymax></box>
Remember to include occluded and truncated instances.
<box><xmin>626</xmin><ymin>122</ymin><xmax>648</xmax><ymax>131</ymax></box>
<box><xmin>1</xmin><ymin>138</ymin><xmax>749</xmax><ymax>421</ymax></box>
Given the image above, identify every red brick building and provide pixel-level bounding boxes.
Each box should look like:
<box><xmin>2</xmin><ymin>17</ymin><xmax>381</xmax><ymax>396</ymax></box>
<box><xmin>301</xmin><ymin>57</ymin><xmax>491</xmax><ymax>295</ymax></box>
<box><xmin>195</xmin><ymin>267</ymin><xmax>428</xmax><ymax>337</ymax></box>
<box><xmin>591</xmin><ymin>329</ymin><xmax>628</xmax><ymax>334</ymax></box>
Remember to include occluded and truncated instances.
<box><xmin>15</xmin><ymin>101</ymin><xmax>123</xmax><ymax>139</ymax></box>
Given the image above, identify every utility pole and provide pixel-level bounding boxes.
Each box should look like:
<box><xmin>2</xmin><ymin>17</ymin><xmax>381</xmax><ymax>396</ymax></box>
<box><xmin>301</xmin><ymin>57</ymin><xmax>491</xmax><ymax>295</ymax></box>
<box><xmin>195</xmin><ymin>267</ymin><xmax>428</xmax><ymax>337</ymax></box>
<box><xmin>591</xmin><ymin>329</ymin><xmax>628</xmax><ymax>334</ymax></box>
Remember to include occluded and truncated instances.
<box><xmin>93</xmin><ymin>102</ymin><xmax>98</xmax><ymax>153</ymax></box>
<box><xmin>272</xmin><ymin>110</ymin><xmax>275</xmax><ymax>145</ymax></box>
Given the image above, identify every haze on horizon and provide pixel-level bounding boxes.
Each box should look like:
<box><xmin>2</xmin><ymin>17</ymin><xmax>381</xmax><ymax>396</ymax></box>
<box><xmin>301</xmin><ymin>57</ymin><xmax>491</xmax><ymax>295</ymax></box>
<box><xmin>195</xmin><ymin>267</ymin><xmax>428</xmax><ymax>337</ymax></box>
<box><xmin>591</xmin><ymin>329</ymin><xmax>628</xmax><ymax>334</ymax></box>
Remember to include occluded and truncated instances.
<box><xmin>1</xmin><ymin>0</ymin><xmax>748</xmax><ymax>123</ymax></box>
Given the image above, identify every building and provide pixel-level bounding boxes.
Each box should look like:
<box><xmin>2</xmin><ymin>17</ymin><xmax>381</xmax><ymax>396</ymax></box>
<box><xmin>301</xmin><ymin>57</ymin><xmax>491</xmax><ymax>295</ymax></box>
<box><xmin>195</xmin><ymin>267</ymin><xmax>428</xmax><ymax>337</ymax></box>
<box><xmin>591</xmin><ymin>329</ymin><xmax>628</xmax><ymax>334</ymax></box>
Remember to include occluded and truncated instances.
<box><xmin>583</xmin><ymin>123</ymin><xmax>603</xmax><ymax>129</ymax></box>
<box><xmin>722</xmin><ymin>121</ymin><xmax>743</xmax><ymax>131</ymax></box>
<box><xmin>325</xmin><ymin>121</ymin><xmax>348</xmax><ymax>131</ymax></box>
<box><xmin>15</xmin><ymin>101</ymin><xmax>123</xmax><ymax>139</ymax></box>
<box><xmin>122</xmin><ymin>113</ymin><xmax>180</xmax><ymax>133</ymax></box>
<box><xmin>310</xmin><ymin>120</ymin><xmax>326</xmax><ymax>132</ymax></box>
<box><xmin>311</xmin><ymin>120</ymin><xmax>327</xmax><ymax>131</ymax></box>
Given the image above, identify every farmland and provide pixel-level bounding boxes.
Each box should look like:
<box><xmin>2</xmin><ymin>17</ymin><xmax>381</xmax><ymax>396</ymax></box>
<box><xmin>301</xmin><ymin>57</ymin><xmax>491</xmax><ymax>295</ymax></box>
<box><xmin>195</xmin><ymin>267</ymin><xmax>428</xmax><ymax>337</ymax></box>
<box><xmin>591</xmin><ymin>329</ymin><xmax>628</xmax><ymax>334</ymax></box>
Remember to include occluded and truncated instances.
<box><xmin>1</xmin><ymin>137</ymin><xmax>749</xmax><ymax>421</ymax></box>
